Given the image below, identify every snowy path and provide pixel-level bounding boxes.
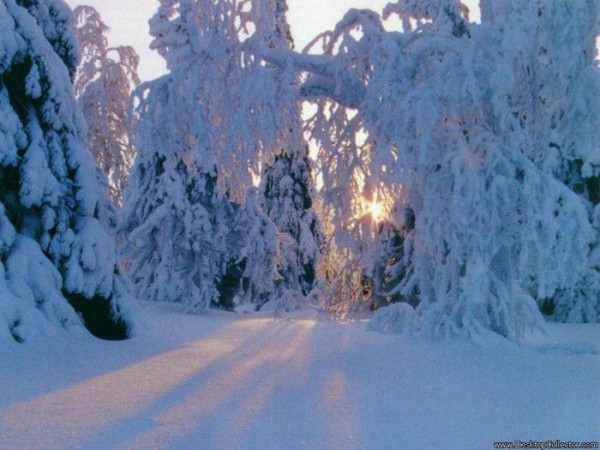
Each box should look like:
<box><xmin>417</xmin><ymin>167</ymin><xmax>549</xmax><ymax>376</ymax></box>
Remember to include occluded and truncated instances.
<box><xmin>1</xmin><ymin>307</ymin><xmax>599</xmax><ymax>449</ymax></box>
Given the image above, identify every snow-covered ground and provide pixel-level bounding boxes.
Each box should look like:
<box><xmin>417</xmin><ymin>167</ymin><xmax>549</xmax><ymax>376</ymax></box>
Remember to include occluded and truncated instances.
<box><xmin>1</xmin><ymin>304</ymin><xmax>599</xmax><ymax>450</ymax></box>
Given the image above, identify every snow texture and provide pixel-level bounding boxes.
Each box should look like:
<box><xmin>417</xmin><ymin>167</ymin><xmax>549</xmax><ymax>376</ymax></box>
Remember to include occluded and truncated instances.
<box><xmin>0</xmin><ymin>306</ymin><xmax>598</xmax><ymax>448</ymax></box>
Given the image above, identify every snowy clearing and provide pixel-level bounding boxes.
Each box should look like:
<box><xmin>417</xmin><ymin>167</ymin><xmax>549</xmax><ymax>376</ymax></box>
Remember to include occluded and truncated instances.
<box><xmin>1</xmin><ymin>305</ymin><xmax>599</xmax><ymax>450</ymax></box>
<box><xmin>0</xmin><ymin>307</ymin><xmax>600</xmax><ymax>449</ymax></box>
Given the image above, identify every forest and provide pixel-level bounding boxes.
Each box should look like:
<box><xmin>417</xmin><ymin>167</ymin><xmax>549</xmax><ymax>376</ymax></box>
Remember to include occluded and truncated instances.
<box><xmin>0</xmin><ymin>0</ymin><xmax>599</xmax><ymax>448</ymax></box>
<box><xmin>1</xmin><ymin>0</ymin><xmax>598</xmax><ymax>344</ymax></box>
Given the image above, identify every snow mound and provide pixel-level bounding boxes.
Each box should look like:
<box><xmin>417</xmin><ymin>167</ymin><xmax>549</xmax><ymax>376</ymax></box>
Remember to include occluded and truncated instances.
<box><xmin>259</xmin><ymin>289</ymin><xmax>321</xmax><ymax>320</ymax></box>
<box><xmin>368</xmin><ymin>302</ymin><xmax>415</xmax><ymax>334</ymax></box>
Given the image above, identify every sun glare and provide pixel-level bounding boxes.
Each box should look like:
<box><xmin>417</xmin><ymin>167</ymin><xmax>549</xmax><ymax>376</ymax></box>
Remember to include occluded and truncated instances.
<box><xmin>362</xmin><ymin>190</ymin><xmax>389</xmax><ymax>224</ymax></box>
<box><xmin>360</xmin><ymin>187</ymin><xmax>400</xmax><ymax>225</ymax></box>
<box><xmin>368</xmin><ymin>200</ymin><xmax>384</xmax><ymax>223</ymax></box>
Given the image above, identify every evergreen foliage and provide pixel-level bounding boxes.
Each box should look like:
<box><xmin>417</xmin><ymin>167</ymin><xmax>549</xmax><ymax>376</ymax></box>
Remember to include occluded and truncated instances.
<box><xmin>0</xmin><ymin>0</ymin><xmax>132</xmax><ymax>344</ymax></box>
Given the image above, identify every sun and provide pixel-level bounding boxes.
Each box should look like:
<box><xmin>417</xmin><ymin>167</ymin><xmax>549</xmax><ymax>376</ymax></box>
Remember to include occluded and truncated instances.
<box><xmin>360</xmin><ymin>187</ymin><xmax>397</xmax><ymax>225</ymax></box>
<box><xmin>363</xmin><ymin>190</ymin><xmax>387</xmax><ymax>224</ymax></box>
<box><xmin>368</xmin><ymin>200</ymin><xmax>384</xmax><ymax>223</ymax></box>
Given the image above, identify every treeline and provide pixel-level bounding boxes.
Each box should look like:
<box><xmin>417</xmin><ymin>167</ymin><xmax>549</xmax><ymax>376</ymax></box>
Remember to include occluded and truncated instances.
<box><xmin>0</xmin><ymin>0</ymin><xmax>598</xmax><ymax>345</ymax></box>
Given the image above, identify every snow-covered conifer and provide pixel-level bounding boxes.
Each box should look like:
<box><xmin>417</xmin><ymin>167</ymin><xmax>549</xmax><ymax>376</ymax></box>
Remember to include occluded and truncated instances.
<box><xmin>255</xmin><ymin>0</ymin><xmax>321</xmax><ymax>298</ymax></box>
<box><xmin>231</xmin><ymin>189</ymin><xmax>280</xmax><ymax>310</ymax></box>
<box><xmin>369</xmin><ymin>211</ymin><xmax>417</xmax><ymax>310</ymax></box>
<box><xmin>260</xmin><ymin>148</ymin><xmax>321</xmax><ymax>296</ymax></box>
<box><xmin>120</xmin><ymin>0</ymin><xmax>284</xmax><ymax>310</ymax></box>
<box><xmin>120</xmin><ymin>74</ymin><xmax>230</xmax><ymax>309</ymax></box>
<box><xmin>480</xmin><ymin>0</ymin><xmax>600</xmax><ymax>322</ymax></box>
<box><xmin>0</xmin><ymin>0</ymin><xmax>132</xmax><ymax>343</ymax></box>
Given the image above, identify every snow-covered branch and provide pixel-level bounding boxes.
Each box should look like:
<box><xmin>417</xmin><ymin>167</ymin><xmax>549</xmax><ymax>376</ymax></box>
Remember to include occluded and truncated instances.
<box><xmin>244</xmin><ymin>37</ymin><xmax>366</xmax><ymax>108</ymax></box>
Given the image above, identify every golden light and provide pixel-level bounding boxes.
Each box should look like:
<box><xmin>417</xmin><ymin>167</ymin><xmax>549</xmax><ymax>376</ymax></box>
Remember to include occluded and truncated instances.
<box><xmin>368</xmin><ymin>199</ymin><xmax>384</xmax><ymax>223</ymax></box>
<box><xmin>362</xmin><ymin>189</ymin><xmax>389</xmax><ymax>224</ymax></box>
<box><xmin>359</xmin><ymin>186</ymin><xmax>399</xmax><ymax>227</ymax></box>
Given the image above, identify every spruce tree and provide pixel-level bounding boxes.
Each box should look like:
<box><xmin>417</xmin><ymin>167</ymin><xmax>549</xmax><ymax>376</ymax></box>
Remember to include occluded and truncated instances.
<box><xmin>120</xmin><ymin>0</ymin><xmax>280</xmax><ymax>310</ymax></box>
<box><xmin>0</xmin><ymin>0</ymin><xmax>132</xmax><ymax>343</ymax></box>
<box><xmin>260</xmin><ymin>148</ymin><xmax>321</xmax><ymax>296</ymax></box>
<box><xmin>256</xmin><ymin>0</ymin><xmax>321</xmax><ymax>300</ymax></box>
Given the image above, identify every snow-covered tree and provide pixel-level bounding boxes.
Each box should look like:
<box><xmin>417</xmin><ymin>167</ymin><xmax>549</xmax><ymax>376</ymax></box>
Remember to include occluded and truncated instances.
<box><xmin>120</xmin><ymin>75</ymin><xmax>225</xmax><ymax>309</ymax></box>
<box><xmin>250</xmin><ymin>0</ymin><xmax>597</xmax><ymax>339</ymax></box>
<box><xmin>120</xmin><ymin>0</ymin><xmax>282</xmax><ymax>310</ymax></box>
<box><xmin>260</xmin><ymin>148</ymin><xmax>321</xmax><ymax>296</ymax></box>
<box><xmin>148</xmin><ymin>0</ymin><xmax>289</xmax><ymax>199</ymax></box>
<box><xmin>253</xmin><ymin>0</ymin><xmax>321</xmax><ymax>299</ymax></box>
<box><xmin>74</xmin><ymin>5</ymin><xmax>140</xmax><ymax>206</ymax></box>
<box><xmin>480</xmin><ymin>0</ymin><xmax>600</xmax><ymax>322</ymax></box>
<box><xmin>232</xmin><ymin>189</ymin><xmax>280</xmax><ymax>309</ymax></box>
<box><xmin>0</xmin><ymin>0</ymin><xmax>133</xmax><ymax>344</ymax></box>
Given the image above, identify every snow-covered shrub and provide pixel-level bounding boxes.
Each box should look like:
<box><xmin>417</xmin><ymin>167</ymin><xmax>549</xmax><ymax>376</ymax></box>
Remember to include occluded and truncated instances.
<box><xmin>368</xmin><ymin>302</ymin><xmax>415</xmax><ymax>335</ymax></box>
